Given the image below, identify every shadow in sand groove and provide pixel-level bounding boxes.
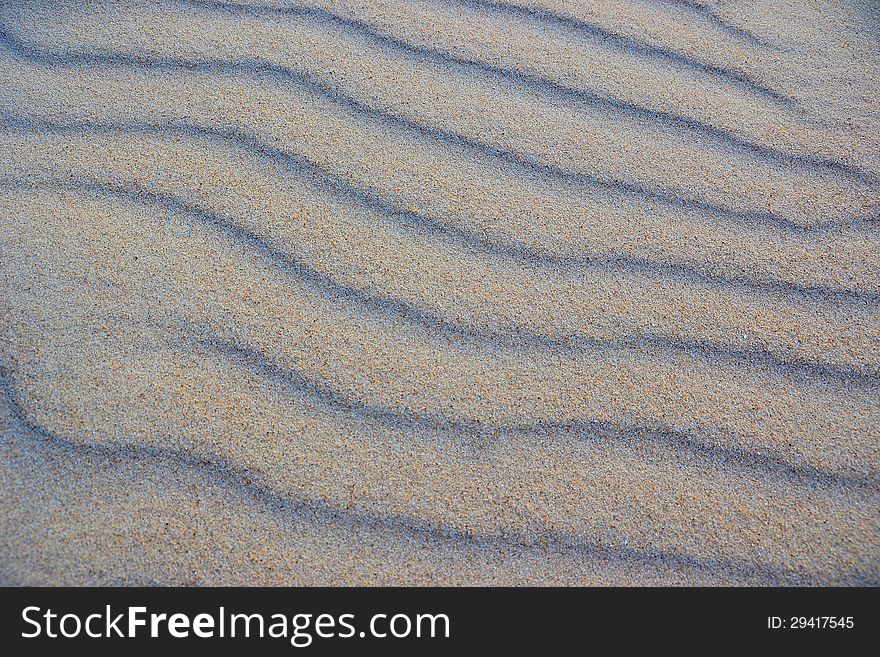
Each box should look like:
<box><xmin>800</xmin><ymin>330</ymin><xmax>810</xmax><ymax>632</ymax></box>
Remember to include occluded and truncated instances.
<box><xmin>0</xmin><ymin>361</ymin><xmax>841</xmax><ymax>585</ymax></box>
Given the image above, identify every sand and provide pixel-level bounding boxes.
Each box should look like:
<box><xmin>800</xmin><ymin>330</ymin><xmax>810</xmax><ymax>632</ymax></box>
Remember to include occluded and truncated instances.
<box><xmin>0</xmin><ymin>0</ymin><xmax>877</xmax><ymax>585</ymax></box>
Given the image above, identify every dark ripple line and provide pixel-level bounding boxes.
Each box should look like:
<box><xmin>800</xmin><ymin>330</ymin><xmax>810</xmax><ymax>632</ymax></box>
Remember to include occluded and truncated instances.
<box><xmin>181</xmin><ymin>326</ymin><xmax>880</xmax><ymax>497</ymax></box>
<box><xmin>650</xmin><ymin>0</ymin><xmax>783</xmax><ymax>49</ymax></box>
<box><xmin>1</xmin><ymin>27</ymin><xmax>875</xmax><ymax>233</ymax></box>
<box><xmin>429</xmin><ymin>0</ymin><xmax>791</xmax><ymax>98</ymax></box>
<box><xmin>4</xmin><ymin>114</ymin><xmax>878</xmax><ymax>308</ymax></box>
<box><xmin>180</xmin><ymin>0</ymin><xmax>875</xmax><ymax>185</ymax></box>
<box><xmin>0</xmin><ymin>362</ymin><xmax>835</xmax><ymax>585</ymax></box>
<box><xmin>4</xmin><ymin>165</ymin><xmax>878</xmax><ymax>392</ymax></box>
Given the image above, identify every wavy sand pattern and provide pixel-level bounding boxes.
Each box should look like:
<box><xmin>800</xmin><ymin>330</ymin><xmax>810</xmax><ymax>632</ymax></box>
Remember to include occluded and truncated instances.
<box><xmin>0</xmin><ymin>0</ymin><xmax>878</xmax><ymax>585</ymax></box>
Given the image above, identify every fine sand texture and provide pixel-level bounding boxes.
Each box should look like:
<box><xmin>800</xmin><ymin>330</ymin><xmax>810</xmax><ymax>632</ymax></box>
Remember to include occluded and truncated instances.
<box><xmin>0</xmin><ymin>0</ymin><xmax>878</xmax><ymax>585</ymax></box>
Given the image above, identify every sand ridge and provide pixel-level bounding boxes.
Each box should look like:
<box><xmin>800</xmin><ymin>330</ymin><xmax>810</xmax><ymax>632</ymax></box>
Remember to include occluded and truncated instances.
<box><xmin>0</xmin><ymin>0</ymin><xmax>877</xmax><ymax>585</ymax></box>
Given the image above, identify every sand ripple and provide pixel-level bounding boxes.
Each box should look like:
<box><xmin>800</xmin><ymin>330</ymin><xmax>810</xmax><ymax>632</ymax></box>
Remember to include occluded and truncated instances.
<box><xmin>0</xmin><ymin>0</ymin><xmax>877</xmax><ymax>584</ymax></box>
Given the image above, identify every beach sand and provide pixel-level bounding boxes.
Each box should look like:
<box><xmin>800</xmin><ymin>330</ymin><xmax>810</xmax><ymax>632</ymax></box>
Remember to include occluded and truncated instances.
<box><xmin>0</xmin><ymin>0</ymin><xmax>878</xmax><ymax>585</ymax></box>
